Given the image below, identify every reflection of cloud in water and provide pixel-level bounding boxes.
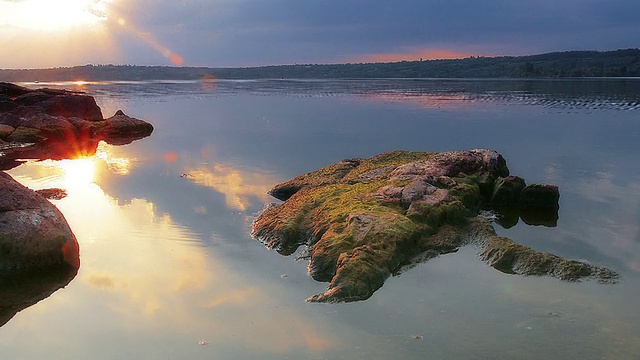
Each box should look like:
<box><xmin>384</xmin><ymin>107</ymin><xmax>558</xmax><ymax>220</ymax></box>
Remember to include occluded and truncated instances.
<box><xmin>358</xmin><ymin>92</ymin><xmax>478</xmax><ymax>110</ymax></box>
<box><xmin>9</xmin><ymin>154</ymin><xmax>337</xmax><ymax>354</ymax></box>
<box><xmin>96</xmin><ymin>142</ymin><xmax>132</xmax><ymax>175</ymax></box>
<box><xmin>569</xmin><ymin>172</ymin><xmax>640</xmax><ymax>272</ymax></box>
<box><xmin>85</xmin><ymin>273</ymin><xmax>118</xmax><ymax>291</ymax></box>
<box><xmin>187</xmin><ymin>163</ymin><xmax>277</xmax><ymax>211</ymax></box>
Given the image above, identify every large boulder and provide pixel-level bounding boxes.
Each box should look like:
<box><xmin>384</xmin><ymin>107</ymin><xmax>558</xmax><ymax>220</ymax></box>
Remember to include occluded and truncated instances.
<box><xmin>0</xmin><ymin>171</ymin><xmax>80</xmax><ymax>271</ymax></box>
<box><xmin>252</xmin><ymin>150</ymin><xmax>617</xmax><ymax>303</ymax></box>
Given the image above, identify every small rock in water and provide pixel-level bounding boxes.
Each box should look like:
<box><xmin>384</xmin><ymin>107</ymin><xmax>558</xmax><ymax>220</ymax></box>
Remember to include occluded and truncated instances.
<box><xmin>198</xmin><ymin>340</ymin><xmax>208</xmax><ymax>346</ymax></box>
<box><xmin>546</xmin><ymin>310</ymin><xmax>563</xmax><ymax>317</ymax></box>
<box><xmin>281</xmin><ymin>274</ymin><xmax>288</xmax><ymax>278</ymax></box>
<box><xmin>524</xmin><ymin>326</ymin><xmax>533</xmax><ymax>331</ymax></box>
<box><xmin>35</xmin><ymin>188</ymin><xmax>68</xmax><ymax>200</ymax></box>
<box><xmin>413</xmin><ymin>335</ymin><xmax>424</xmax><ymax>340</ymax></box>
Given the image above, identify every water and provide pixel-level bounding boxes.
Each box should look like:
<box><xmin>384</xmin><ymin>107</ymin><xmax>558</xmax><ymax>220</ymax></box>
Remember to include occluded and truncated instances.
<box><xmin>2</xmin><ymin>79</ymin><xmax>640</xmax><ymax>359</ymax></box>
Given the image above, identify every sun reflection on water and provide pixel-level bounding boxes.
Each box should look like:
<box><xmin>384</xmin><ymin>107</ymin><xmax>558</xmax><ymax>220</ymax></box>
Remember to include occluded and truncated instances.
<box><xmin>54</xmin><ymin>157</ymin><xmax>97</xmax><ymax>189</ymax></box>
<box><xmin>5</xmin><ymin>144</ymin><xmax>339</xmax><ymax>355</ymax></box>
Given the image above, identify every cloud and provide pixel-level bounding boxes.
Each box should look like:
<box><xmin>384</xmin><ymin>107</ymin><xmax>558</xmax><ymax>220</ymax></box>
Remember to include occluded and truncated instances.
<box><xmin>1</xmin><ymin>0</ymin><xmax>640</xmax><ymax>68</ymax></box>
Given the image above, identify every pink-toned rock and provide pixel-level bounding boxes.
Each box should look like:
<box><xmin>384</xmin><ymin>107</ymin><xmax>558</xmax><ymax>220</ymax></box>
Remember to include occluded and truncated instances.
<box><xmin>0</xmin><ymin>171</ymin><xmax>80</xmax><ymax>271</ymax></box>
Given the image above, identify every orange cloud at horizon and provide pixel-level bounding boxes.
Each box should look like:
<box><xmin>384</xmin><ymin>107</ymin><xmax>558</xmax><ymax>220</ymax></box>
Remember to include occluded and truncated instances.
<box><xmin>351</xmin><ymin>48</ymin><xmax>491</xmax><ymax>63</ymax></box>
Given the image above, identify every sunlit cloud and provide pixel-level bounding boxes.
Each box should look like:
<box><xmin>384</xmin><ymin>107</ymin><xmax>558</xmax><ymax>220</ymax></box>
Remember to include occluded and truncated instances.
<box><xmin>0</xmin><ymin>0</ymin><xmax>113</xmax><ymax>31</ymax></box>
<box><xmin>0</xmin><ymin>0</ymin><xmax>118</xmax><ymax>68</ymax></box>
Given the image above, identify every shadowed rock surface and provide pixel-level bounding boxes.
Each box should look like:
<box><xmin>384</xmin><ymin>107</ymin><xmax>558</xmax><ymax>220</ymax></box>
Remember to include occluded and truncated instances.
<box><xmin>0</xmin><ymin>265</ymin><xmax>78</xmax><ymax>328</ymax></box>
<box><xmin>252</xmin><ymin>150</ymin><xmax>618</xmax><ymax>303</ymax></box>
<box><xmin>0</xmin><ymin>82</ymin><xmax>153</xmax><ymax>170</ymax></box>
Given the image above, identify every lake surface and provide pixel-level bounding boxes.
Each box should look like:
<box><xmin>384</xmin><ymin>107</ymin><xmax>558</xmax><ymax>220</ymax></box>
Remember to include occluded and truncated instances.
<box><xmin>2</xmin><ymin>78</ymin><xmax>640</xmax><ymax>359</ymax></box>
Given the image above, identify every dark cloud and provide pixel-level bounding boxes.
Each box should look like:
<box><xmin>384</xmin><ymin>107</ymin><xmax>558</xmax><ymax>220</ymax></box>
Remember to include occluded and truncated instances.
<box><xmin>114</xmin><ymin>0</ymin><xmax>638</xmax><ymax>66</ymax></box>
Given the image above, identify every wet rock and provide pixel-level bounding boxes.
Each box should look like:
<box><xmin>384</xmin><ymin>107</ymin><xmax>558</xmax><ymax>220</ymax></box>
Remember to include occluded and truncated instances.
<box><xmin>491</xmin><ymin>176</ymin><xmax>526</xmax><ymax>206</ymax></box>
<box><xmin>252</xmin><ymin>150</ymin><xmax>617</xmax><ymax>303</ymax></box>
<box><xmin>519</xmin><ymin>184</ymin><xmax>560</xmax><ymax>209</ymax></box>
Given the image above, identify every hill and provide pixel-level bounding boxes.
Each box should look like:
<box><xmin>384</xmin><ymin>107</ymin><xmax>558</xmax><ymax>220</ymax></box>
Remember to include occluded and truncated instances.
<box><xmin>1</xmin><ymin>49</ymin><xmax>639</xmax><ymax>81</ymax></box>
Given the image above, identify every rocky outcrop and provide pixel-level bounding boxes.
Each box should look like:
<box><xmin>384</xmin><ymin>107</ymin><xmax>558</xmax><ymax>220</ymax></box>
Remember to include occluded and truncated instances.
<box><xmin>0</xmin><ymin>82</ymin><xmax>153</xmax><ymax>169</ymax></box>
<box><xmin>252</xmin><ymin>150</ymin><xmax>617</xmax><ymax>303</ymax></box>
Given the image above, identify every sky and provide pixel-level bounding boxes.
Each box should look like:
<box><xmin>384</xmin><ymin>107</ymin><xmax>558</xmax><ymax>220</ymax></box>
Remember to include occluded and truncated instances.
<box><xmin>0</xmin><ymin>0</ymin><xmax>639</xmax><ymax>69</ymax></box>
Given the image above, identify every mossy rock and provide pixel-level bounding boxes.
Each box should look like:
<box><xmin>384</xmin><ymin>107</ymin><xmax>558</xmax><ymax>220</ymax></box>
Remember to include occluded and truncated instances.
<box><xmin>5</xmin><ymin>127</ymin><xmax>45</xmax><ymax>143</ymax></box>
<box><xmin>252</xmin><ymin>149</ymin><xmax>617</xmax><ymax>303</ymax></box>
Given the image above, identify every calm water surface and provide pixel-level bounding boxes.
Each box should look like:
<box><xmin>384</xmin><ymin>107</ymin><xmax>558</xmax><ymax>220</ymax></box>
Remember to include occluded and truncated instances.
<box><xmin>2</xmin><ymin>79</ymin><xmax>640</xmax><ymax>359</ymax></box>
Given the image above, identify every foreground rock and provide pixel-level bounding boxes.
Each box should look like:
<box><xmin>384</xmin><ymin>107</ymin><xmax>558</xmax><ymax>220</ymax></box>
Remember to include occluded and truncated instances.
<box><xmin>0</xmin><ymin>172</ymin><xmax>80</xmax><ymax>271</ymax></box>
<box><xmin>0</xmin><ymin>82</ymin><xmax>153</xmax><ymax>170</ymax></box>
<box><xmin>252</xmin><ymin>150</ymin><xmax>617</xmax><ymax>303</ymax></box>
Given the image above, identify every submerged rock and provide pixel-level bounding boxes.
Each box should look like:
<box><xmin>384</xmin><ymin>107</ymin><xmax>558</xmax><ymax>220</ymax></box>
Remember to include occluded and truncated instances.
<box><xmin>251</xmin><ymin>150</ymin><xmax>617</xmax><ymax>303</ymax></box>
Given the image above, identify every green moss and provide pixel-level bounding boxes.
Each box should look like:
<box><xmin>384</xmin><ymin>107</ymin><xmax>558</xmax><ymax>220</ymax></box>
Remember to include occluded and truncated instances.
<box><xmin>342</xmin><ymin>151</ymin><xmax>433</xmax><ymax>182</ymax></box>
<box><xmin>253</xmin><ymin>149</ymin><xmax>615</xmax><ymax>303</ymax></box>
<box><xmin>6</xmin><ymin>127</ymin><xmax>44</xmax><ymax>142</ymax></box>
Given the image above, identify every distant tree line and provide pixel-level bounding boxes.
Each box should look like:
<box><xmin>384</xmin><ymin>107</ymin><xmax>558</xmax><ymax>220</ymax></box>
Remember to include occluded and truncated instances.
<box><xmin>1</xmin><ymin>49</ymin><xmax>639</xmax><ymax>82</ymax></box>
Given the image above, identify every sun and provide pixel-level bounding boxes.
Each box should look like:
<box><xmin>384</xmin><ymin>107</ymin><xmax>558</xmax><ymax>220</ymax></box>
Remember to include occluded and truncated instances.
<box><xmin>0</xmin><ymin>0</ymin><xmax>114</xmax><ymax>31</ymax></box>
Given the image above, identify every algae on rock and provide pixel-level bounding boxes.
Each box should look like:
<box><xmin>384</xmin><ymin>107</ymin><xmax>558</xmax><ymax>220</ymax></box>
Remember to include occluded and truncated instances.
<box><xmin>252</xmin><ymin>149</ymin><xmax>618</xmax><ymax>303</ymax></box>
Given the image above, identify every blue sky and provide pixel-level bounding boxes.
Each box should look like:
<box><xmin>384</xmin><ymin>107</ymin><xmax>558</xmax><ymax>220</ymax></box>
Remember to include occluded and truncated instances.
<box><xmin>1</xmin><ymin>0</ymin><xmax>639</xmax><ymax>68</ymax></box>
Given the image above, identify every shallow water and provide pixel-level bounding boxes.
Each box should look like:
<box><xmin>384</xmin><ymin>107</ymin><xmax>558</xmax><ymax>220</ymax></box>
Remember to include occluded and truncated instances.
<box><xmin>2</xmin><ymin>79</ymin><xmax>640</xmax><ymax>359</ymax></box>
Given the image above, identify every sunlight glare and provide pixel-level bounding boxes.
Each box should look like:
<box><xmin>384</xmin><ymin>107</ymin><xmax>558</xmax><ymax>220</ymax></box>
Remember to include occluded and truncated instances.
<box><xmin>56</xmin><ymin>157</ymin><xmax>97</xmax><ymax>189</ymax></box>
<box><xmin>0</xmin><ymin>0</ymin><xmax>114</xmax><ymax>31</ymax></box>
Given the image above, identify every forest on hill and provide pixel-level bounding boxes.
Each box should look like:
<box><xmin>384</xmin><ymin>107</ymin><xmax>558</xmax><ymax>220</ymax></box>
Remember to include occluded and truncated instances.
<box><xmin>1</xmin><ymin>49</ymin><xmax>639</xmax><ymax>82</ymax></box>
